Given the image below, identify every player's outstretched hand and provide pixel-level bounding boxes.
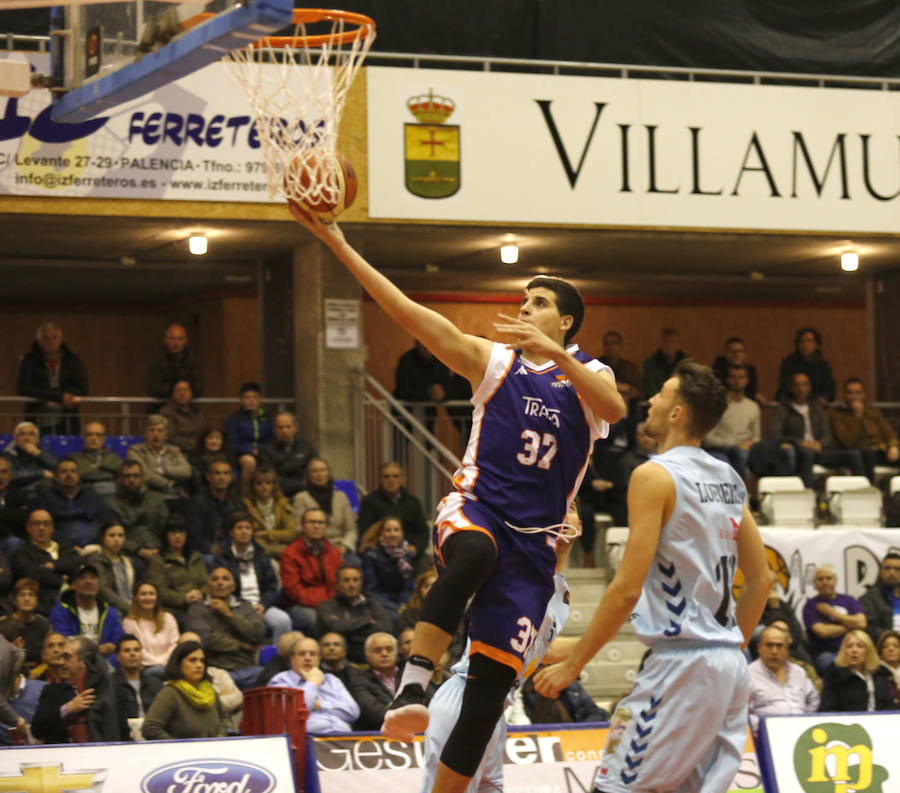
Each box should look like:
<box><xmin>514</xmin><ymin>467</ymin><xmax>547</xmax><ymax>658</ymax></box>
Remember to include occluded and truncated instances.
<box><xmin>287</xmin><ymin>199</ymin><xmax>346</xmax><ymax>246</ymax></box>
<box><xmin>493</xmin><ymin>313</ymin><xmax>564</xmax><ymax>359</ymax></box>
<box><xmin>533</xmin><ymin>660</ymin><xmax>579</xmax><ymax>699</ymax></box>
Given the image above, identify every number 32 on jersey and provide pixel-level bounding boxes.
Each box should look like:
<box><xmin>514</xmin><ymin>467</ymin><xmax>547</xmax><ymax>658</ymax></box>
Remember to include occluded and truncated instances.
<box><xmin>516</xmin><ymin>430</ymin><xmax>558</xmax><ymax>469</ymax></box>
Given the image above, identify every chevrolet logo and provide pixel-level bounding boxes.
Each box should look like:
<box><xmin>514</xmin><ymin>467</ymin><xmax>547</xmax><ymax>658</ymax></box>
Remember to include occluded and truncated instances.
<box><xmin>0</xmin><ymin>763</ymin><xmax>104</xmax><ymax>793</ymax></box>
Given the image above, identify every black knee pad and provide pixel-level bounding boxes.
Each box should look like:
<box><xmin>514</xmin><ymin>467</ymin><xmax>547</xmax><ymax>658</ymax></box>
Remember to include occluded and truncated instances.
<box><xmin>440</xmin><ymin>654</ymin><xmax>517</xmax><ymax>777</ymax></box>
<box><xmin>419</xmin><ymin>530</ymin><xmax>497</xmax><ymax>634</ymax></box>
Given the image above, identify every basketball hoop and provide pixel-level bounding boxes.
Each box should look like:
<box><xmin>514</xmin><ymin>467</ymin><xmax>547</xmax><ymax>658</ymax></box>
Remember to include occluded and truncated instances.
<box><xmin>222</xmin><ymin>8</ymin><xmax>375</xmax><ymax>204</ymax></box>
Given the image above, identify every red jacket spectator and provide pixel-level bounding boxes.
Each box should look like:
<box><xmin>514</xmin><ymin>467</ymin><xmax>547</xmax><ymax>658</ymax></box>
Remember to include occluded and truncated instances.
<box><xmin>281</xmin><ymin>536</ymin><xmax>342</xmax><ymax>608</ymax></box>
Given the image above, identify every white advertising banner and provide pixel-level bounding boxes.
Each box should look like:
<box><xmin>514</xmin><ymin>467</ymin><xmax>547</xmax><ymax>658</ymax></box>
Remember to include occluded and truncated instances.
<box><xmin>366</xmin><ymin>66</ymin><xmax>900</xmax><ymax>233</ymax></box>
<box><xmin>0</xmin><ymin>734</ymin><xmax>297</xmax><ymax>791</ymax></box>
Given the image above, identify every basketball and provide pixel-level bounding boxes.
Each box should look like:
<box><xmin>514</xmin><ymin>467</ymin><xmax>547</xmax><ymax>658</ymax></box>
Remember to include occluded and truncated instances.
<box><xmin>284</xmin><ymin>149</ymin><xmax>358</xmax><ymax>222</ymax></box>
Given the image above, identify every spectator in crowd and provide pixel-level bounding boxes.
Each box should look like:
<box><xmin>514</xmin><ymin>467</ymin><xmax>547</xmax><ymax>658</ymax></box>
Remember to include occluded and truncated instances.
<box><xmin>319</xmin><ymin>632</ymin><xmax>353</xmax><ymax>690</ymax></box>
<box><xmin>257</xmin><ymin>411</ymin><xmax>317</xmax><ymax>499</ymax></box>
<box><xmin>0</xmin><ymin>456</ymin><xmax>29</xmax><ymax>555</ymax></box>
<box><xmin>360</xmin><ymin>517</ymin><xmax>416</xmax><ymax>614</ymax></box>
<box><xmin>749</xmin><ymin>570</ymin><xmax>811</xmax><ymax>665</ymax></box>
<box><xmin>642</xmin><ymin>327</ymin><xmax>687</xmax><ymax>397</ymax></box>
<box><xmin>830</xmin><ymin>377</ymin><xmax>900</xmax><ymax>482</ymax></box>
<box><xmin>393</xmin><ymin>340</ymin><xmax>450</xmax><ymax>438</ymax></box>
<box><xmin>445</xmin><ymin>371</ymin><xmax>474</xmax><ymax>442</ymax></box>
<box><xmin>2</xmin><ymin>422</ymin><xmax>57</xmax><ymax>494</ymax></box>
<box><xmin>293</xmin><ymin>458</ymin><xmax>357</xmax><ymax>558</ymax></box>
<box><xmin>747</xmin><ymin>625</ymin><xmax>819</xmax><ymax>733</ymax></box>
<box><xmin>243</xmin><ymin>468</ymin><xmax>296</xmax><ymax>561</ymax></box>
<box><xmin>397</xmin><ymin>627</ymin><xmax>414</xmax><ymax>662</ymax></box>
<box><xmin>0</xmin><ymin>625</ymin><xmax>27</xmax><ymax>741</ymax></box>
<box><xmin>0</xmin><ymin>621</ymin><xmax>44</xmax><ymax>745</ymax></box>
<box><xmin>819</xmin><ymin>630</ymin><xmax>898</xmax><ymax>712</ymax></box>
<box><xmin>34</xmin><ymin>457</ymin><xmax>114</xmax><ymax>550</ymax></box>
<box><xmin>582</xmin><ymin>404</ymin><xmax>632</xmax><ymax>543</ymax></box>
<box><xmin>877</xmin><ymin>630</ymin><xmax>900</xmax><ymax>692</ymax></box>
<box><xmin>146</xmin><ymin>323</ymin><xmax>203</xmax><ymax>403</ymax></box>
<box><xmin>599</xmin><ymin>330</ymin><xmax>643</xmax><ymax>400</ymax></box>
<box><xmin>32</xmin><ymin>636</ymin><xmax>125</xmax><ymax>743</ymax></box>
<box><xmin>711</xmin><ymin>337</ymin><xmax>765</xmax><ymax>402</ymax></box>
<box><xmin>226</xmin><ymin>382</ymin><xmax>272</xmax><ymax>484</ymax></box>
<box><xmin>776</xmin><ymin>326</ymin><xmax>836</xmax><ymax>405</ymax></box>
<box><xmin>189</xmin><ymin>459</ymin><xmax>243</xmax><ymax>556</ymax></box>
<box><xmin>765</xmin><ymin>372</ymin><xmax>867</xmax><ymax>488</ymax></box>
<box><xmin>616</xmin><ymin>421</ymin><xmax>658</xmax><ymax>518</ymax></box>
<box><xmin>127</xmin><ymin>415</ymin><xmax>193</xmax><ymax>500</ymax></box>
<box><xmin>147</xmin><ymin>515</ymin><xmax>207</xmax><ymax>626</ymax></box>
<box><xmin>703</xmin><ymin>365</ymin><xmax>761</xmax><ymax>480</ymax></box>
<box><xmin>16</xmin><ymin>322</ymin><xmax>88</xmax><ymax>435</ymax></box>
<box><xmin>0</xmin><ymin>548</ymin><xmax>10</xmax><ymax>609</ymax></box>
<box><xmin>316</xmin><ymin>564</ymin><xmax>394</xmax><ymax>664</ymax></box>
<box><xmin>12</xmin><ymin>509</ymin><xmax>83</xmax><ymax>615</ymax></box>
<box><xmin>185</xmin><ymin>566</ymin><xmax>265</xmax><ymax>690</ymax></box>
<box><xmin>767</xmin><ymin>618</ymin><xmax>822</xmax><ymax>692</ymax></box>
<box><xmin>398</xmin><ymin>567</ymin><xmax>438</xmax><ymax>632</ymax></box>
<box><xmin>357</xmin><ymin>462</ymin><xmax>429</xmax><ymax>564</ymax></box>
<box><xmin>189</xmin><ymin>424</ymin><xmax>236</xmax><ymax>492</ymax></box>
<box><xmin>281</xmin><ymin>508</ymin><xmax>342</xmax><ymax>636</ymax></box>
<box><xmin>141</xmin><ymin>640</ymin><xmax>228</xmax><ymax>740</ymax></box>
<box><xmin>802</xmin><ymin>564</ymin><xmax>867</xmax><ymax>673</ymax></box>
<box><xmin>71</xmin><ymin>421</ymin><xmax>122</xmax><ymax>497</ymax></box>
<box><xmin>105</xmin><ymin>460</ymin><xmax>168</xmax><ymax>565</ymax></box>
<box><xmin>522</xmin><ymin>671</ymin><xmax>609</xmax><ymax>725</ymax></box>
<box><xmin>269</xmin><ymin>636</ymin><xmax>360</xmax><ymax>734</ymax></box>
<box><xmin>49</xmin><ymin>562</ymin><xmax>124</xmax><ymax>658</ymax></box>
<box><xmin>89</xmin><ymin>522</ymin><xmax>135</xmax><ymax>616</ymax></box>
<box><xmin>123</xmin><ymin>580</ymin><xmax>179</xmax><ymax>675</ymax></box>
<box><xmin>1</xmin><ymin>579</ymin><xmax>49</xmax><ymax>668</ymax></box>
<box><xmin>859</xmin><ymin>553</ymin><xmax>900</xmax><ymax>644</ymax></box>
<box><xmin>159</xmin><ymin>380</ymin><xmax>207</xmax><ymax>455</ymax></box>
<box><xmin>216</xmin><ymin>512</ymin><xmax>291</xmax><ymax>644</ymax></box>
<box><xmin>254</xmin><ymin>631</ymin><xmax>306</xmax><ymax>686</ymax></box>
<box><xmin>112</xmin><ymin>634</ymin><xmax>162</xmax><ymax>719</ymax></box>
<box><xmin>29</xmin><ymin>631</ymin><xmax>66</xmax><ymax>682</ymax></box>
<box><xmin>177</xmin><ymin>631</ymin><xmax>243</xmax><ymax>727</ymax></box>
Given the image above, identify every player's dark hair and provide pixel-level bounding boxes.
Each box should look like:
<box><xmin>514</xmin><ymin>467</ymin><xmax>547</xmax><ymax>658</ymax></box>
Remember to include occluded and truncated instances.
<box><xmin>673</xmin><ymin>360</ymin><xmax>727</xmax><ymax>438</ymax></box>
<box><xmin>794</xmin><ymin>326</ymin><xmax>822</xmax><ymax>348</ymax></box>
<box><xmin>525</xmin><ymin>276</ymin><xmax>584</xmax><ymax>344</ymax></box>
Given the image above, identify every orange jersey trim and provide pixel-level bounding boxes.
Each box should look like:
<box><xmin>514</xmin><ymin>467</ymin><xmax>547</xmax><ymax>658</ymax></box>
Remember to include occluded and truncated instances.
<box><xmin>470</xmin><ymin>641</ymin><xmax>524</xmax><ymax>674</ymax></box>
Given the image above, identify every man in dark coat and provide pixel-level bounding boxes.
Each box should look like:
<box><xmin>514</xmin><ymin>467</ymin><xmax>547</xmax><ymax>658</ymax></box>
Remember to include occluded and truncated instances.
<box><xmin>356</xmin><ymin>462</ymin><xmax>429</xmax><ymax>561</ymax></box>
<box><xmin>111</xmin><ymin>634</ymin><xmax>162</xmax><ymax>720</ymax></box>
<box><xmin>145</xmin><ymin>323</ymin><xmax>203</xmax><ymax>403</ymax></box>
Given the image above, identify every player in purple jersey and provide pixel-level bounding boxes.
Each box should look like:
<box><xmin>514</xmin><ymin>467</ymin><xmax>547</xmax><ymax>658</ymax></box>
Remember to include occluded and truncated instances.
<box><xmin>290</xmin><ymin>205</ymin><xmax>625</xmax><ymax>793</ymax></box>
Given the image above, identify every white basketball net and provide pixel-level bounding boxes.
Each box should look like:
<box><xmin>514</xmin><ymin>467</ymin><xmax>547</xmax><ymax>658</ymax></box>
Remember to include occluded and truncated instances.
<box><xmin>223</xmin><ymin>11</ymin><xmax>374</xmax><ymax>204</ymax></box>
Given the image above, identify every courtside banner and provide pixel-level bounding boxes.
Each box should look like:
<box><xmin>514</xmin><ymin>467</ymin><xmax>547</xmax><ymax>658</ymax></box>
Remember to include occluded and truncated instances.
<box><xmin>313</xmin><ymin>725</ymin><xmax>763</xmax><ymax>793</ymax></box>
<box><xmin>0</xmin><ymin>734</ymin><xmax>296</xmax><ymax>792</ymax></box>
<box><xmin>757</xmin><ymin>713</ymin><xmax>897</xmax><ymax>793</ymax></box>
<box><xmin>367</xmin><ymin>66</ymin><xmax>900</xmax><ymax>233</ymax></box>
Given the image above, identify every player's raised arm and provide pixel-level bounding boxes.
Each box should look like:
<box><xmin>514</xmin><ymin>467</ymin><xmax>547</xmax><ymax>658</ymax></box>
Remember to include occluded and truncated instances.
<box><xmin>734</xmin><ymin>502</ymin><xmax>771</xmax><ymax>647</ymax></box>
<box><xmin>290</xmin><ymin>205</ymin><xmax>491</xmax><ymax>386</ymax></box>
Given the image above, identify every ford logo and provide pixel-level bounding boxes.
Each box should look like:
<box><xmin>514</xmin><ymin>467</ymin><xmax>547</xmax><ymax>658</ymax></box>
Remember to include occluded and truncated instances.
<box><xmin>142</xmin><ymin>760</ymin><xmax>276</xmax><ymax>793</ymax></box>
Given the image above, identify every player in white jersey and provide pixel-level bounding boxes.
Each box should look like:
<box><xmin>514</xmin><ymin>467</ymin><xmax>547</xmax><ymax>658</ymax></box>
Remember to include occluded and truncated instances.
<box><xmin>535</xmin><ymin>361</ymin><xmax>770</xmax><ymax>793</ymax></box>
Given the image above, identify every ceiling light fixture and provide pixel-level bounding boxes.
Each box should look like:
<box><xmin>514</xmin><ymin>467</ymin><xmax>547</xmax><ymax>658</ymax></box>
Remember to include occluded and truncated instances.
<box><xmin>840</xmin><ymin>251</ymin><xmax>858</xmax><ymax>272</ymax></box>
<box><xmin>500</xmin><ymin>244</ymin><xmax>518</xmax><ymax>264</ymax></box>
<box><xmin>189</xmin><ymin>234</ymin><xmax>208</xmax><ymax>255</ymax></box>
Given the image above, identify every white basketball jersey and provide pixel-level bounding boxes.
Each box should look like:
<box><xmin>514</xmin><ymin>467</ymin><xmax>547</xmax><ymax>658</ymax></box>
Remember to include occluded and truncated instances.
<box><xmin>632</xmin><ymin>446</ymin><xmax>746</xmax><ymax>648</ymax></box>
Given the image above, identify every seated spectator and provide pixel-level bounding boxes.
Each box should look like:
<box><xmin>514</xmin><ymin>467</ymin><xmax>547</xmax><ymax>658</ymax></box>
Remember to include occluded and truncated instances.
<box><xmin>360</xmin><ymin>517</ymin><xmax>416</xmax><ymax>614</ymax></box>
<box><xmin>0</xmin><ymin>548</ymin><xmax>10</xmax><ymax>611</ymax></box>
<box><xmin>269</xmin><ymin>636</ymin><xmax>360</xmax><ymax>734</ymax></box>
<box><xmin>30</xmin><ymin>631</ymin><xmax>67</xmax><ymax>683</ymax></box>
<box><xmin>189</xmin><ymin>424</ymin><xmax>236</xmax><ymax>494</ymax></box>
<box><xmin>105</xmin><ymin>460</ymin><xmax>169</xmax><ymax>565</ymax></box>
<box><xmin>257</xmin><ymin>411</ymin><xmax>317</xmax><ymax>498</ymax></box>
<box><xmin>615</xmin><ymin>421</ymin><xmax>658</xmax><ymax>523</ymax></box>
<box><xmin>749</xmin><ymin>570</ymin><xmax>812</xmax><ymax>665</ymax></box>
<box><xmin>703</xmin><ymin>365</ymin><xmax>760</xmax><ymax>481</ymax></box>
<box><xmin>0</xmin><ymin>621</ymin><xmax>44</xmax><ymax>745</ymax></box>
<box><xmin>0</xmin><ymin>624</ymin><xmax>27</xmax><ymax>741</ymax></box>
<box><xmin>145</xmin><ymin>322</ymin><xmax>203</xmax><ymax>404</ymax></box>
<box><xmin>34</xmin><ymin>457</ymin><xmax>114</xmax><ymax>550</ymax></box>
<box><xmin>711</xmin><ymin>337</ymin><xmax>765</xmax><ymax>402</ymax></box>
<box><xmin>254</xmin><ymin>631</ymin><xmax>305</xmax><ymax>686</ymax></box>
<box><xmin>293</xmin><ymin>458</ymin><xmax>356</xmax><ymax>558</ymax></box>
<box><xmin>859</xmin><ymin>552</ymin><xmax>900</xmax><ymax>644</ymax></box>
<box><xmin>877</xmin><ymin>630</ymin><xmax>900</xmax><ymax>692</ymax></box>
<box><xmin>767</xmin><ymin>618</ymin><xmax>822</xmax><ymax>692</ymax></box>
<box><xmin>522</xmin><ymin>672</ymin><xmax>609</xmax><ymax>724</ymax></box>
<box><xmin>819</xmin><ymin>630</ymin><xmax>898</xmax><ymax>711</ymax></box>
<box><xmin>802</xmin><ymin>564</ymin><xmax>867</xmax><ymax>673</ymax></box>
<box><xmin>397</xmin><ymin>627</ymin><xmax>414</xmax><ymax>663</ymax></box>
<box><xmin>16</xmin><ymin>321</ymin><xmax>87</xmax><ymax>435</ymax></box>
<box><xmin>2</xmin><ymin>422</ymin><xmax>57</xmax><ymax>494</ymax></box>
<box><xmin>141</xmin><ymin>640</ymin><xmax>228</xmax><ymax>740</ymax></box>
<box><xmin>244</xmin><ymin>468</ymin><xmax>297</xmax><ymax>560</ymax></box>
<box><xmin>748</xmin><ymin>625</ymin><xmax>820</xmax><ymax>733</ymax></box>
<box><xmin>583</xmin><ymin>404</ymin><xmax>632</xmax><ymax>540</ymax></box>
<box><xmin>71</xmin><ymin>421</ymin><xmax>122</xmax><ymax>498</ymax></box>
<box><xmin>642</xmin><ymin>327</ymin><xmax>686</xmax><ymax>397</ymax></box>
<box><xmin>147</xmin><ymin>515</ymin><xmax>207</xmax><ymax>626</ymax></box>
<box><xmin>32</xmin><ymin>636</ymin><xmax>125</xmax><ymax>743</ymax></box>
<box><xmin>159</xmin><ymin>380</ymin><xmax>207</xmax><ymax>455</ymax></box>
<box><xmin>281</xmin><ymin>508</ymin><xmax>343</xmax><ymax>636</ymax></box>
<box><xmin>599</xmin><ymin>330</ymin><xmax>642</xmax><ymax>400</ymax></box>
<box><xmin>12</xmin><ymin>509</ymin><xmax>83</xmax><ymax>615</ymax></box>
<box><xmin>830</xmin><ymin>377</ymin><xmax>900</xmax><ymax>482</ymax></box>
<box><xmin>357</xmin><ymin>462</ymin><xmax>429</xmax><ymax>564</ymax></box>
<box><xmin>216</xmin><ymin>512</ymin><xmax>291</xmax><ymax>644</ymax></box>
<box><xmin>319</xmin><ymin>632</ymin><xmax>353</xmax><ymax>690</ymax></box>
<box><xmin>1</xmin><ymin>579</ymin><xmax>50</xmax><ymax>668</ymax></box>
<box><xmin>177</xmin><ymin>631</ymin><xmax>243</xmax><ymax>728</ymax></box>
<box><xmin>127</xmin><ymin>415</ymin><xmax>193</xmax><ymax>500</ymax></box>
<box><xmin>776</xmin><ymin>326</ymin><xmax>836</xmax><ymax>406</ymax></box>
<box><xmin>184</xmin><ymin>566</ymin><xmax>265</xmax><ymax>690</ymax></box>
<box><xmin>0</xmin><ymin>456</ymin><xmax>31</xmax><ymax>555</ymax></box>
<box><xmin>398</xmin><ymin>568</ymin><xmax>437</xmax><ymax>632</ymax></box>
<box><xmin>112</xmin><ymin>633</ymin><xmax>162</xmax><ymax>720</ymax></box>
<box><xmin>316</xmin><ymin>564</ymin><xmax>394</xmax><ymax>664</ymax></box>
<box><xmin>49</xmin><ymin>562</ymin><xmax>124</xmax><ymax>658</ymax></box>
<box><xmin>123</xmin><ymin>581</ymin><xmax>180</xmax><ymax>674</ymax></box>
<box><xmin>89</xmin><ymin>522</ymin><xmax>135</xmax><ymax>616</ymax></box>
<box><xmin>189</xmin><ymin>459</ymin><xmax>243</xmax><ymax>557</ymax></box>
<box><xmin>226</xmin><ymin>382</ymin><xmax>273</xmax><ymax>485</ymax></box>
